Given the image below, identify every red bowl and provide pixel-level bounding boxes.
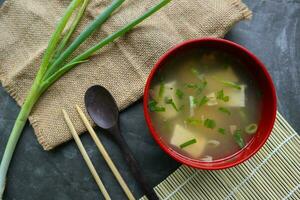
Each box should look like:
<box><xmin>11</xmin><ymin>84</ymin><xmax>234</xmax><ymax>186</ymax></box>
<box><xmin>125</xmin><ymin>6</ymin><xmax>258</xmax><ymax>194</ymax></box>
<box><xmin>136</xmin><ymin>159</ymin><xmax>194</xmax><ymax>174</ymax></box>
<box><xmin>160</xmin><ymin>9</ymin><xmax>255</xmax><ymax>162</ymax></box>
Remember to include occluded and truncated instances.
<box><xmin>143</xmin><ymin>38</ymin><xmax>277</xmax><ymax>170</ymax></box>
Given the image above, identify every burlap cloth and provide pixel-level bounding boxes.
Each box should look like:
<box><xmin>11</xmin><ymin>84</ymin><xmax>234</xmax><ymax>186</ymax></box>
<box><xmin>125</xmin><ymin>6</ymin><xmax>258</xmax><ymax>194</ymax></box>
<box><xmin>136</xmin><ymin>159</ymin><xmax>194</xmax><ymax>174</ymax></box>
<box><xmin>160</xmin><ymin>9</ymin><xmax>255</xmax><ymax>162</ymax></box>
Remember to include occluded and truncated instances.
<box><xmin>0</xmin><ymin>0</ymin><xmax>251</xmax><ymax>150</ymax></box>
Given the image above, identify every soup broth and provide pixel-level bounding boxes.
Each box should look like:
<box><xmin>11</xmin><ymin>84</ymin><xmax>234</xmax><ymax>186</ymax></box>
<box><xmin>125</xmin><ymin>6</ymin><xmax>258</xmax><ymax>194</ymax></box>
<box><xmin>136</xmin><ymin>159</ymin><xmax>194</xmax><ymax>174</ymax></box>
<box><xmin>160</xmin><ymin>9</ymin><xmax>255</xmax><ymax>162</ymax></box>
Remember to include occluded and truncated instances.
<box><xmin>148</xmin><ymin>49</ymin><xmax>262</xmax><ymax>162</ymax></box>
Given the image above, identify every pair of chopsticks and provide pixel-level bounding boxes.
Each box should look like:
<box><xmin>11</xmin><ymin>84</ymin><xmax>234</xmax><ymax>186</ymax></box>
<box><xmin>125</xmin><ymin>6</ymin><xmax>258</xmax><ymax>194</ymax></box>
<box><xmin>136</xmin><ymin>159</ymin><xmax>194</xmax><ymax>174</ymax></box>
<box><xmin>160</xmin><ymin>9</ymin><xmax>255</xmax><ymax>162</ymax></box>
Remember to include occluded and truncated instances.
<box><xmin>62</xmin><ymin>105</ymin><xmax>135</xmax><ymax>200</ymax></box>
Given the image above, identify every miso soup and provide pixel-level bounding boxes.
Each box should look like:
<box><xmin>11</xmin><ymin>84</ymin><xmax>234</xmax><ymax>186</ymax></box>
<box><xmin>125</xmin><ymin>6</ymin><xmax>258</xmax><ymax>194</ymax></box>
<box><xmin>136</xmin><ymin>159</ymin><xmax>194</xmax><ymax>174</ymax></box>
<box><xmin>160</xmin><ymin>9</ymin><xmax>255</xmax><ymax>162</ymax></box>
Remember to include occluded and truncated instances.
<box><xmin>148</xmin><ymin>49</ymin><xmax>262</xmax><ymax>162</ymax></box>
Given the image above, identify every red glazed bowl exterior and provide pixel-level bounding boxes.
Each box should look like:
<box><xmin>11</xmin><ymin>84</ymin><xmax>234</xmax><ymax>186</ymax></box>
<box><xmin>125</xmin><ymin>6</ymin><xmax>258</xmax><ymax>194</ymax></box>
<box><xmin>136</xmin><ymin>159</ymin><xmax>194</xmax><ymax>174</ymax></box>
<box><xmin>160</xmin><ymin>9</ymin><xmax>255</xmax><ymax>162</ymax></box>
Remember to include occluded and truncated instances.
<box><xmin>143</xmin><ymin>38</ymin><xmax>277</xmax><ymax>170</ymax></box>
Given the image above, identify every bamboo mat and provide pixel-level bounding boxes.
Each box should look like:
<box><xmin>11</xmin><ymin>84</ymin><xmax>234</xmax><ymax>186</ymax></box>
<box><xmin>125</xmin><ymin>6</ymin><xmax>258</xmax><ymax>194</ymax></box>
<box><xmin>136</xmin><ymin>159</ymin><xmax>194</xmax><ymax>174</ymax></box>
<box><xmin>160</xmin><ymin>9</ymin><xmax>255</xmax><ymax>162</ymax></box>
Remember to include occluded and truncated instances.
<box><xmin>141</xmin><ymin>112</ymin><xmax>300</xmax><ymax>200</ymax></box>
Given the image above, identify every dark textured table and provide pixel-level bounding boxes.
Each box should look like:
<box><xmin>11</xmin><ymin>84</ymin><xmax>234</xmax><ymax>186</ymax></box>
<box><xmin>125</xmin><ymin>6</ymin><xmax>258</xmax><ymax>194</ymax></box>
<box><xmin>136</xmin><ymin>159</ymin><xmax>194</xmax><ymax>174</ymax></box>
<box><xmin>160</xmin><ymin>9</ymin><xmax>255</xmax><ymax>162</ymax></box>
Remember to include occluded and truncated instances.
<box><xmin>0</xmin><ymin>0</ymin><xmax>299</xmax><ymax>199</ymax></box>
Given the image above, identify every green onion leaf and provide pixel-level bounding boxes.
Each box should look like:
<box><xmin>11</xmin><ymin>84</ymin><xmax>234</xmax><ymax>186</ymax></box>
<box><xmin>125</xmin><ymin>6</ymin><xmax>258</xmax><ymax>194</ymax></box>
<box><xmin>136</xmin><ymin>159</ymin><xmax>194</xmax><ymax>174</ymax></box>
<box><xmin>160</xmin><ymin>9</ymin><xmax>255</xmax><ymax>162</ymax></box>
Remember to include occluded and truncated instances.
<box><xmin>165</xmin><ymin>97</ymin><xmax>179</xmax><ymax>112</ymax></box>
<box><xmin>204</xmin><ymin>119</ymin><xmax>216</xmax><ymax>129</ymax></box>
<box><xmin>44</xmin><ymin>0</ymin><xmax>126</xmax><ymax>78</ymax></box>
<box><xmin>218</xmin><ymin>107</ymin><xmax>231</xmax><ymax>115</ymax></box>
<box><xmin>148</xmin><ymin>100</ymin><xmax>165</xmax><ymax>112</ymax></box>
<box><xmin>185</xmin><ymin>83</ymin><xmax>198</xmax><ymax>88</ymax></box>
<box><xmin>191</xmin><ymin>67</ymin><xmax>199</xmax><ymax>76</ymax></box>
<box><xmin>245</xmin><ymin>123</ymin><xmax>258</xmax><ymax>134</ymax></box>
<box><xmin>185</xmin><ymin>117</ymin><xmax>202</xmax><ymax>125</ymax></box>
<box><xmin>191</xmin><ymin>67</ymin><xmax>204</xmax><ymax>80</ymax></box>
<box><xmin>221</xmin><ymin>81</ymin><xmax>241</xmax><ymax>90</ymax></box>
<box><xmin>176</xmin><ymin>89</ymin><xmax>184</xmax><ymax>99</ymax></box>
<box><xmin>180</xmin><ymin>139</ymin><xmax>197</xmax><ymax>149</ymax></box>
<box><xmin>45</xmin><ymin>0</ymin><xmax>172</xmax><ymax>87</ymax></box>
<box><xmin>233</xmin><ymin>129</ymin><xmax>245</xmax><ymax>148</ymax></box>
<box><xmin>216</xmin><ymin>89</ymin><xmax>230</xmax><ymax>102</ymax></box>
<box><xmin>218</xmin><ymin>128</ymin><xmax>226</xmax><ymax>134</ymax></box>
<box><xmin>158</xmin><ymin>82</ymin><xmax>165</xmax><ymax>99</ymax></box>
<box><xmin>185</xmin><ymin>80</ymin><xmax>207</xmax><ymax>94</ymax></box>
<box><xmin>198</xmin><ymin>96</ymin><xmax>209</xmax><ymax>106</ymax></box>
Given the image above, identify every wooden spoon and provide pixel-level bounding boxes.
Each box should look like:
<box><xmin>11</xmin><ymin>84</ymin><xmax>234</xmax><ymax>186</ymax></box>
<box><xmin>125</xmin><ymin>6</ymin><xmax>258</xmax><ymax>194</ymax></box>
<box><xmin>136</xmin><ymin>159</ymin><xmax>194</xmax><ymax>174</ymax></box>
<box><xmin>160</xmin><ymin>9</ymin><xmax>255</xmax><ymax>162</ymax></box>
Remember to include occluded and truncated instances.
<box><xmin>84</xmin><ymin>85</ymin><xmax>159</xmax><ymax>200</ymax></box>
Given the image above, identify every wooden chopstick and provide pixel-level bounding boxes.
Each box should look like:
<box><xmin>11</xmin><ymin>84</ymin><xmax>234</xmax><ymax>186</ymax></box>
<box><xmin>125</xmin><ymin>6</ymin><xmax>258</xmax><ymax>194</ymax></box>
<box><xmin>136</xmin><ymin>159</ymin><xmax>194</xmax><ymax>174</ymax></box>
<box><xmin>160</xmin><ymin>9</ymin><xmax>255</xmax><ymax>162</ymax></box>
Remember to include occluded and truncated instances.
<box><xmin>62</xmin><ymin>109</ymin><xmax>111</xmax><ymax>200</ymax></box>
<box><xmin>75</xmin><ymin>105</ymin><xmax>135</xmax><ymax>200</ymax></box>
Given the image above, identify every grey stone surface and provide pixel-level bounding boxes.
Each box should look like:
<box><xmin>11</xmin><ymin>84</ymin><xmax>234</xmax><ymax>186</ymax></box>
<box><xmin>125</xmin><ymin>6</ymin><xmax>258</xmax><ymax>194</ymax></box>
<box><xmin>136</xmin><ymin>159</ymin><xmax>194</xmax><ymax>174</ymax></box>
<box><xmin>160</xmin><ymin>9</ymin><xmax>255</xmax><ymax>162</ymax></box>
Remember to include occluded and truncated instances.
<box><xmin>0</xmin><ymin>0</ymin><xmax>299</xmax><ymax>199</ymax></box>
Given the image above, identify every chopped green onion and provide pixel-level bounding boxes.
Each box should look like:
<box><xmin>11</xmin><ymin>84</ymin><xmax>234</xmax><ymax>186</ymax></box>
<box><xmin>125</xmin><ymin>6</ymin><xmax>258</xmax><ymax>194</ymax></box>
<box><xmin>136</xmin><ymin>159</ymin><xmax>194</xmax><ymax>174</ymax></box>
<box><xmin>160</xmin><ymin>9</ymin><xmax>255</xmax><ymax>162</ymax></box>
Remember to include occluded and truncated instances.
<box><xmin>148</xmin><ymin>100</ymin><xmax>165</xmax><ymax>112</ymax></box>
<box><xmin>185</xmin><ymin>117</ymin><xmax>202</xmax><ymax>125</ymax></box>
<box><xmin>185</xmin><ymin>80</ymin><xmax>207</xmax><ymax>94</ymax></box>
<box><xmin>189</xmin><ymin>96</ymin><xmax>196</xmax><ymax>116</ymax></box>
<box><xmin>216</xmin><ymin>89</ymin><xmax>230</xmax><ymax>102</ymax></box>
<box><xmin>191</xmin><ymin>67</ymin><xmax>204</xmax><ymax>80</ymax></box>
<box><xmin>221</xmin><ymin>81</ymin><xmax>242</xmax><ymax>90</ymax></box>
<box><xmin>199</xmin><ymin>96</ymin><xmax>209</xmax><ymax>106</ymax></box>
<box><xmin>204</xmin><ymin>119</ymin><xmax>216</xmax><ymax>129</ymax></box>
<box><xmin>176</xmin><ymin>89</ymin><xmax>184</xmax><ymax>99</ymax></box>
<box><xmin>192</xmin><ymin>97</ymin><xmax>198</xmax><ymax>105</ymax></box>
<box><xmin>191</xmin><ymin>67</ymin><xmax>199</xmax><ymax>76</ymax></box>
<box><xmin>185</xmin><ymin>83</ymin><xmax>197</xmax><ymax>88</ymax></box>
<box><xmin>223</xmin><ymin>96</ymin><xmax>229</xmax><ymax>102</ymax></box>
<box><xmin>218</xmin><ymin>107</ymin><xmax>231</xmax><ymax>115</ymax></box>
<box><xmin>233</xmin><ymin>129</ymin><xmax>245</xmax><ymax>148</ymax></box>
<box><xmin>245</xmin><ymin>123</ymin><xmax>258</xmax><ymax>134</ymax></box>
<box><xmin>180</xmin><ymin>139</ymin><xmax>197</xmax><ymax>149</ymax></box>
<box><xmin>158</xmin><ymin>82</ymin><xmax>165</xmax><ymax>99</ymax></box>
<box><xmin>218</xmin><ymin>128</ymin><xmax>226</xmax><ymax>134</ymax></box>
<box><xmin>165</xmin><ymin>97</ymin><xmax>179</xmax><ymax>112</ymax></box>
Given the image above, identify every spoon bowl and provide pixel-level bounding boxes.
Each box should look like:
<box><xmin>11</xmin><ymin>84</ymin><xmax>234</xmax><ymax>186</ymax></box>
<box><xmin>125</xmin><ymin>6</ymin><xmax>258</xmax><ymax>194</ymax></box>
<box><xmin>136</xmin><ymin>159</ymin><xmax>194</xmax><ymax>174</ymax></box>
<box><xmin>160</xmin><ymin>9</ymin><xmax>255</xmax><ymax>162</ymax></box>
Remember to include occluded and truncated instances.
<box><xmin>85</xmin><ymin>85</ymin><xmax>118</xmax><ymax>129</ymax></box>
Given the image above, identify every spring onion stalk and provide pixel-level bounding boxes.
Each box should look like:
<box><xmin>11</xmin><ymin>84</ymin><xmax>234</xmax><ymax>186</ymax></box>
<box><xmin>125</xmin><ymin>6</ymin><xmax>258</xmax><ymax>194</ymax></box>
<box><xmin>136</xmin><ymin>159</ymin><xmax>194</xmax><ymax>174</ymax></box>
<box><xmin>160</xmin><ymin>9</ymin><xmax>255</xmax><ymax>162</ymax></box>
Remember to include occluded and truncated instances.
<box><xmin>42</xmin><ymin>0</ymin><xmax>171</xmax><ymax>89</ymax></box>
<box><xmin>44</xmin><ymin>0</ymin><xmax>126</xmax><ymax>78</ymax></box>
<box><xmin>36</xmin><ymin>0</ymin><xmax>84</xmax><ymax>83</ymax></box>
<box><xmin>53</xmin><ymin>0</ymin><xmax>91</xmax><ymax>60</ymax></box>
<box><xmin>0</xmin><ymin>0</ymin><xmax>171</xmax><ymax>198</ymax></box>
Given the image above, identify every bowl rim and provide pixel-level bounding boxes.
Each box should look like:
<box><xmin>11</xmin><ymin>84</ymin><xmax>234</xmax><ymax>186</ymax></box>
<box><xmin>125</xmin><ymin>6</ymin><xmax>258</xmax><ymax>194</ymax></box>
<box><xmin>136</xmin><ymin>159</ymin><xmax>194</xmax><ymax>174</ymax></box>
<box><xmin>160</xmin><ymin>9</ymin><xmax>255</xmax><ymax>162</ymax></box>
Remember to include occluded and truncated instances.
<box><xmin>143</xmin><ymin>37</ymin><xmax>277</xmax><ymax>170</ymax></box>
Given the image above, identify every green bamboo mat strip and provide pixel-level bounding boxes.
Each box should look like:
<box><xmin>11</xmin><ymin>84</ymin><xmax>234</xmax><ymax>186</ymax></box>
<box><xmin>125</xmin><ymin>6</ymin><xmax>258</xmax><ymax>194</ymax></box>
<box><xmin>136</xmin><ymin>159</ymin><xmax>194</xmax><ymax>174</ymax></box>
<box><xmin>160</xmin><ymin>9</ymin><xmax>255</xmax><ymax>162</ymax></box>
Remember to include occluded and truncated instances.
<box><xmin>141</xmin><ymin>112</ymin><xmax>300</xmax><ymax>200</ymax></box>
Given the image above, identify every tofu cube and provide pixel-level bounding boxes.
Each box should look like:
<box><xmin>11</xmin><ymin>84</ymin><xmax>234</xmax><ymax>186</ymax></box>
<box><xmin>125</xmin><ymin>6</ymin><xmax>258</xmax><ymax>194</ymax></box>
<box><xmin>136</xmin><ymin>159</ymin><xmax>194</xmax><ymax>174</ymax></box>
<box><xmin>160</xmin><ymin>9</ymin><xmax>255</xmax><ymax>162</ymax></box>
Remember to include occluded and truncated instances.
<box><xmin>153</xmin><ymin>81</ymin><xmax>179</xmax><ymax>120</ymax></box>
<box><xmin>170</xmin><ymin>124</ymin><xmax>206</xmax><ymax>158</ymax></box>
<box><xmin>220</xmin><ymin>85</ymin><xmax>246</xmax><ymax>107</ymax></box>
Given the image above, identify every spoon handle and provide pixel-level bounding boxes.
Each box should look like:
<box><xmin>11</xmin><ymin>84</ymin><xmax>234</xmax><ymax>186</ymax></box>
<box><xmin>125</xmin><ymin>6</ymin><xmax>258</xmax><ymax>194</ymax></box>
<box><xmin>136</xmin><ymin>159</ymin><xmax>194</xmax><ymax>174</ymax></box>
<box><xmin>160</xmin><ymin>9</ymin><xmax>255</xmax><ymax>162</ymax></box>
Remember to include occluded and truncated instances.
<box><xmin>112</xmin><ymin>128</ymin><xmax>159</xmax><ymax>200</ymax></box>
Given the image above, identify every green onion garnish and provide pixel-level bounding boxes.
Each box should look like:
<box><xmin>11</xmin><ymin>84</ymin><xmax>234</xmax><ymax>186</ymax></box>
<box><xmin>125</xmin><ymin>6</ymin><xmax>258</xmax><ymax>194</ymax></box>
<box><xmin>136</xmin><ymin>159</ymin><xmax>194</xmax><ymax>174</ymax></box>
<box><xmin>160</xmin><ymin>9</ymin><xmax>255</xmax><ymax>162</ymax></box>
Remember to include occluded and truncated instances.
<box><xmin>221</xmin><ymin>81</ymin><xmax>242</xmax><ymax>90</ymax></box>
<box><xmin>180</xmin><ymin>139</ymin><xmax>197</xmax><ymax>149</ymax></box>
<box><xmin>176</xmin><ymin>89</ymin><xmax>184</xmax><ymax>99</ymax></box>
<box><xmin>218</xmin><ymin>128</ymin><xmax>226</xmax><ymax>134</ymax></box>
<box><xmin>216</xmin><ymin>89</ymin><xmax>230</xmax><ymax>102</ymax></box>
<box><xmin>158</xmin><ymin>82</ymin><xmax>165</xmax><ymax>99</ymax></box>
<box><xmin>165</xmin><ymin>97</ymin><xmax>179</xmax><ymax>112</ymax></box>
<box><xmin>148</xmin><ymin>100</ymin><xmax>165</xmax><ymax>112</ymax></box>
<box><xmin>198</xmin><ymin>96</ymin><xmax>209</xmax><ymax>106</ymax></box>
<box><xmin>185</xmin><ymin>80</ymin><xmax>207</xmax><ymax>94</ymax></box>
<box><xmin>233</xmin><ymin>129</ymin><xmax>245</xmax><ymax>148</ymax></box>
<box><xmin>185</xmin><ymin>117</ymin><xmax>202</xmax><ymax>125</ymax></box>
<box><xmin>245</xmin><ymin>123</ymin><xmax>258</xmax><ymax>134</ymax></box>
<box><xmin>185</xmin><ymin>83</ymin><xmax>197</xmax><ymax>88</ymax></box>
<box><xmin>191</xmin><ymin>67</ymin><xmax>200</xmax><ymax>76</ymax></box>
<box><xmin>191</xmin><ymin>67</ymin><xmax>204</xmax><ymax>80</ymax></box>
<box><xmin>204</xmin><ymin>119</ymin><xmax>216</xmax><ymax>129</ymax></box>
<box><xmin>218</xmin><ymin>107</ymin><xmax>231</xmax><ymax>115</ymax></box>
